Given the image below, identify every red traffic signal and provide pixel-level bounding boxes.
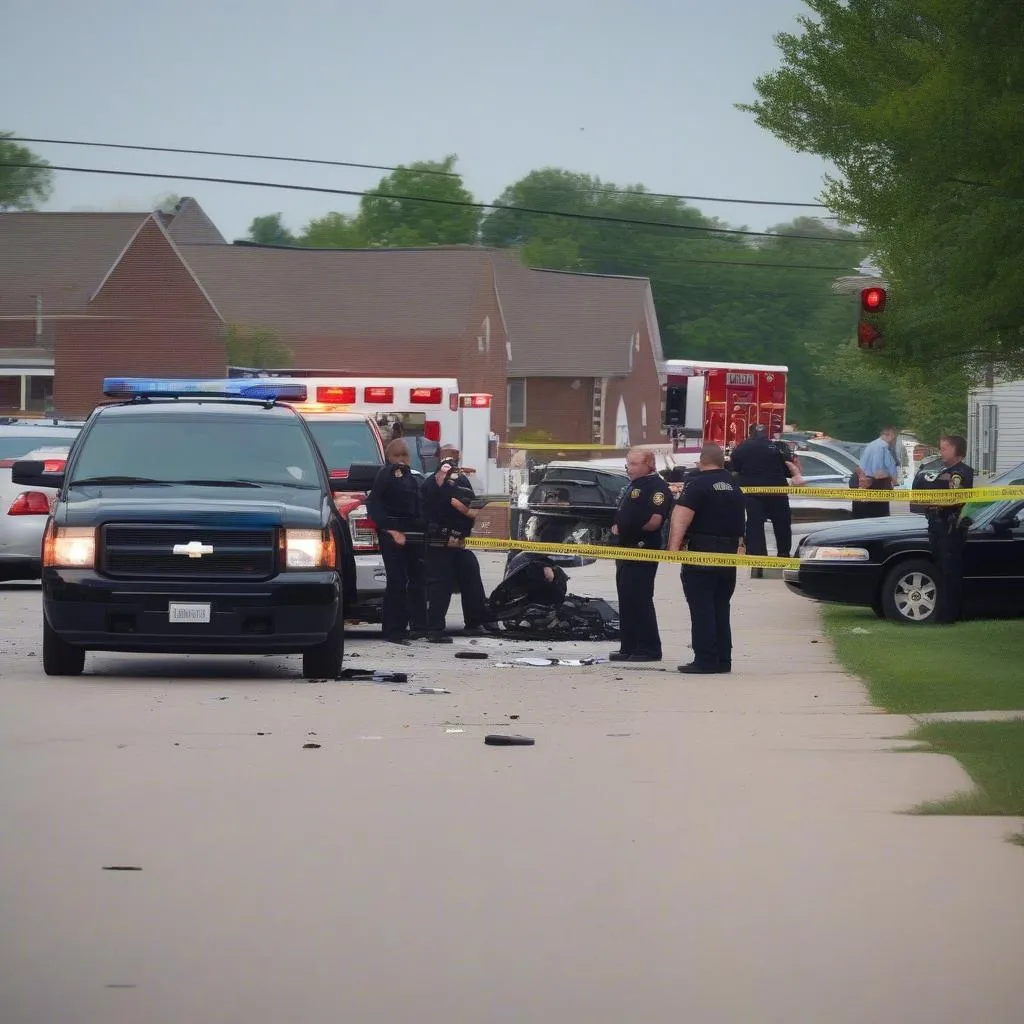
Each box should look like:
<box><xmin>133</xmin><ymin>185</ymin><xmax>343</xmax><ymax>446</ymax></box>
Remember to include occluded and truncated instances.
<box><xmin>860</xmin><ymin>286</ymin><xmax>886</xmax><ymax>312</ymax></box>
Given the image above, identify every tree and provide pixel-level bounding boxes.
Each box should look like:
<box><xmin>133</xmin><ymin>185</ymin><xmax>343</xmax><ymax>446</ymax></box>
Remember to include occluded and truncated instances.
<box><xmin>153</xmin><ymin>192</ymin><xmax>182</xmax><ymax>214</ymax></box>
<box><xmin>244</xmin><ymin>213</ymin><xmax>296</xmax><ymax>247</ymax></box>
<box><xmin>0</xmin><ymin>132</ymin><xmax>54</xmax><ymax>210</ymax></box>
<box><xmin>298</xmin><ymin>211</ymin><xmax>364</xmax><ymax>248</ymax></box>
<box><xmin>739</xmin><ymin>0</ymin><xmax>1024</xmax><ymax>377</ymax></box>
<box><xmin>357</xmin><ymin>155</ymin><xmax>480</xmax><ymax>247</ymax></box>
<box><xmin>225</xmin><ymin>324</ymin><xmax>293</xmax><ymax>368</ymax></box>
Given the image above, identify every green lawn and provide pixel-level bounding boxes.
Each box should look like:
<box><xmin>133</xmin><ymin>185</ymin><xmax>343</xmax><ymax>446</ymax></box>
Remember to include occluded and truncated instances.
<box><xmin>822</xmin><ymin>606</ymin><xmax>1024</xmax><ymax>713</ymax></box>
<box><xmin>823</xmin><ymin>606</ymin><xmax>1024</xmax><ymax>827</ymax></box>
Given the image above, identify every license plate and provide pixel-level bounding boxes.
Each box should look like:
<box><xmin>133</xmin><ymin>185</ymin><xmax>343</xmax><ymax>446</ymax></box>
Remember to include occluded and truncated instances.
<box><xmin>168</xmin><ymin>602</ymin><xmax>211</xmax><ymax>624</ymax></box>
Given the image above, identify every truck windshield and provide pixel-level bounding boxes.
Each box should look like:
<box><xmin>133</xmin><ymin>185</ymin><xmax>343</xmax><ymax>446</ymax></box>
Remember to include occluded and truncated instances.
<box><xmin>305</xmin><ymin>420</ymin><xmax>383</xmax><ymax>473</ymax></box>
<box><xmin>69</xmin><ymin>416</ymin><xmax>321</xmax><ymax>487</ymax></box>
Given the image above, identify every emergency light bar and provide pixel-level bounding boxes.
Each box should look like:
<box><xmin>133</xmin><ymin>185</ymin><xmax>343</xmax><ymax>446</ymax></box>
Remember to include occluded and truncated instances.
<box><xmin>102</xmin><ymin>377</ymin><xmax>308</xmax><ymax>402</ymax></box>
<box><xmin>460</xmin><ymin>394</ymin><xmax>492</xmax><ymax>409</ymax></box>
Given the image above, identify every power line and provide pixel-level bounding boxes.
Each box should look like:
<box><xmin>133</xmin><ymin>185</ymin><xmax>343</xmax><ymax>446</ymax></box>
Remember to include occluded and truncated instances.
<box><xmin>8</xmin><ymin>135</ymin><xmax>832</xmax><ymax>210</ymax></box>
<box><xmin>4</xmin><ymin>160</ymin><xmax>864</xmax><ymax>248</ymax></box>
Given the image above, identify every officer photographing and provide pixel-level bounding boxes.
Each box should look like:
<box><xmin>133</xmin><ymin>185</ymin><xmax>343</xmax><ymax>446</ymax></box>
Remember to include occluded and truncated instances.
<box><xmin>911</xmin><ymin>434</ymin><xmax>974</xmax><ymax>624</ymax></box>
<box><xmin>728</xmin><ymin>424</ymin><xmax>798</xmax><ymax>574</ymax></box>
<box><xmin>609</xmin><ymin>449</ymin><xmax>673</xmax><ymax>663</ymax></box>
<box><xmin>366</xmin><ymin>438</ymin><xmax>428</xmax><ymax>645</ymax></box>
<box><xmin>668</xmin><ymin>443</ymin><xmax>746</xmax><ymax>674</ymax></box>
<box><xmin>420</xmin><ymin>445</ymin><xmax>488</xmax><ymax>642</ymax></box>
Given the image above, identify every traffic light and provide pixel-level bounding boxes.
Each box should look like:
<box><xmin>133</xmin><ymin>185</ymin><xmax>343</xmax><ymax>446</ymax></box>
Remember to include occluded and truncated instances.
<box><xmin>857</xmin><ymin>286</ymin><xmax>887</xmax><ymax>349</ymax></box>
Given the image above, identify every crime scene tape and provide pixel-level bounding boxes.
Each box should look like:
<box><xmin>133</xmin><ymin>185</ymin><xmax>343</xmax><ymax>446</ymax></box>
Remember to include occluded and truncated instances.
<box><xmin>465</xmin><ymin>535</ymin><xmax>800</xmax><ymax>570</ymax></box>
<box><xmin>738</xmin><ymin>486</ymin><xmax>1024</xmax><ymax>504</ymax></box>
<box><xmin>502</xmin><ymin>442</ymin><xmax>622</xmax><ymax>451</ymax></box>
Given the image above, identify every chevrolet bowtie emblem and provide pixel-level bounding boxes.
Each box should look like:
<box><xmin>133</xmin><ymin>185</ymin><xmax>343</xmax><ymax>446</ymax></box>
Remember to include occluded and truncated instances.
<box><xmin>173</xmin><ymin>541</ymin><xmax>214</xmax><ymax>559</ymax></box>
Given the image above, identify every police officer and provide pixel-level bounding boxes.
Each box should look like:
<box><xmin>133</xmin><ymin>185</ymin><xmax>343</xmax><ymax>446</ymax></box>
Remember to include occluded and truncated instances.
<box><xmin>728</xmin><ymin>424</ymin><xmax>796</xmax><ymax>567</ymax></box>
<box><xmin>912</xmin><ymin>434</ymin><xmax>974</xmax><ymax>624</ymax></box>
<box><xmin>366</xmin><ymin>438</ymin><xmax>427</xmax><ymax>645</ymax></box>
<box><xmin>669</xmin><ymin>443</ymin><xmax>746</xmax><ymax>674</ymax></box>
<box><xmin>420</xmin><ymin>446</ymin><xmax>488</xmax><ymax>642</ymax></box>
<box><xmin>609</xmin><ymin>449</ymin><xmax>673</xmax><ymax>663</ymax></box>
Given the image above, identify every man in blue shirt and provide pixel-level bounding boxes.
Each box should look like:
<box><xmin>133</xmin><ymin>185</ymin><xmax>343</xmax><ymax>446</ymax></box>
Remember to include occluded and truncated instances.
<box><xmin>853</xmin><ymin>426</ymin><xmax>900</xmax><ymax>518</ymax></box>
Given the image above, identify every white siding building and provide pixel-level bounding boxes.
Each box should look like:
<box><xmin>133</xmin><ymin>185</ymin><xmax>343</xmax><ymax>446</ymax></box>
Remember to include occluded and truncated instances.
<box><xmin>967</xmin><ymin>374</ymin><xmax>1024</xmax><ymax>477</ymax></box>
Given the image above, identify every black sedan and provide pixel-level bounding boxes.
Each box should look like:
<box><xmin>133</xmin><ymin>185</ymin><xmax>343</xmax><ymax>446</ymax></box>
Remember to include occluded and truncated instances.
<box><xmin>785</xmin><ymin>465</ymin><xmax>1024</xmax><ymax>625</ymax></box>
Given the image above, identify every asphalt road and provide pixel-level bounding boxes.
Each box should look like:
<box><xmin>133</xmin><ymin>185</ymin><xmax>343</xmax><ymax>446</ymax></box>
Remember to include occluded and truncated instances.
<box><xmin>2</xmin><ymin>549</ymin><xmax>1023</xmax><ymax>1024</ymax></box>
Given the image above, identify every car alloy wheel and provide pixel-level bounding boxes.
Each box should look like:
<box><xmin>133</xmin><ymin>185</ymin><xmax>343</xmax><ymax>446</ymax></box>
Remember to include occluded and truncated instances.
<box><xmin>891</xmin><ymin>567</ymin><xmax>938</xmax><ymax>622</ymax></box>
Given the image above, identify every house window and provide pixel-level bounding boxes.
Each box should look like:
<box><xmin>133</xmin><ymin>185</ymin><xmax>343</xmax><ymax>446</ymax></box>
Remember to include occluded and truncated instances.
<box><xmin>27</xmin><ymin>376</ymin><xmax>53</xmax><ymax>412</ymax></box>
<box><xmin>507</xmin><ymin>379</ymin><xmax>526</xmax><ymax>428</ymax></box>
<box><xmin>979</xmin><ymin>403</ymin><xmax>998</xmax><ymax>474</ymax></box>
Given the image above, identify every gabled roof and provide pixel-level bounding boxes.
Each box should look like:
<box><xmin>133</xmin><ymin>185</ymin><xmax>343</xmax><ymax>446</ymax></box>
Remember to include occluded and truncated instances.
<box><xmin>161</xmin><ymin>198</ymin><xmax>226</xmax><ymax>245</ymax></box>
<box><xmin>0</xmin><ymin>211</ymin><xmax>149</xmax><ymax>315</ymax></box>
<box><xmin>490</xmin><ymin>251</ymin><xmax>658</xmax><ymax>376</ymax></box>
<box><xmin>177</xmin><ymin>243</ymin><xmax>497</xmax><ymax>338</ymax></box>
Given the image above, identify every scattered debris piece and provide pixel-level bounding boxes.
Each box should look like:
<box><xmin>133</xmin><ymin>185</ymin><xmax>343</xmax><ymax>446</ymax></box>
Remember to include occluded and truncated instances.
<box><xmin>485</xmin><ymin>734</ymin><xmax>535</xmax><ymax>747</ymax></box>
<box><xmin>508</xmin><ymin>714</ymin><xmax>520</xmax><ymax>720</ymax></box>
<box><xmin>103</xmin><ymin>866</ymin><xmax>142</xmax><ymax>871</ymax></box>
<box><xmin>302</xmin><ymin>742</ymin><xmax>322</xmax><ymax>749</ymax></box>
<box><xmin>419</xmin><ymin>687</ymin><xmax>451</xmax><ymax>695</ymax></box>
<box><xmin>455</xmin><ymin>651</ymin><xmax>488</xmax><ymax>660</ymax></box>
<box><xmin>850</xmin><ymin>627</ymin><xmax>871</xmax><ymax>635</ymax></box>
<box><xmin>512</xmin><ymin>656</ymin><xmax>601</xmax><ymax>667</ymax></box>
<box><xmin>256</xmin><ymin>732</ymin><xmax>267</xmax><ymax>736</ymax></box>
<box><xmin>217</xmin><ymin>696</ymin><xmax>228</xmax><ymax>701</ymax></box>
<box><xmin>445</xmin><ymin>728</ymin><xmax>465</xmax><ymax>734</ymax></box>
<box><xmin>339</xmin><ymin>668</ymin><xmax>409</xmax><ymax>682</ymax></box>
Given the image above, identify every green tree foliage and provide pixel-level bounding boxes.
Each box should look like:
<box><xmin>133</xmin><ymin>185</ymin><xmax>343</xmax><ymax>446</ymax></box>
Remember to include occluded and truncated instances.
<box><xmin>356</xmin><ymin>155</ymin><xmax>480</xmax><ymax>247</ymax></box>
<box><xmin>739</xmin><ymin>0</ymin><xmax>1024</xmax><ymax>378</ymax></box>
<box><xmin>0</xmin><ymin>132</ymin><xmax>54</xmax><ymax>210</ymax></box>
<box><xmin>225</xmin><ymin>324</ymin><xmax>293</xmax><ymax>368</ymax></box>
<box><xmin>298</xmin><ymin>211</ymin><xmax>364</xmax><ymax>248</ymax></box>
<box><xmin>244</xmin><ymin>213</ymin><xmax>296</xmax><ymax>246</ymax></box>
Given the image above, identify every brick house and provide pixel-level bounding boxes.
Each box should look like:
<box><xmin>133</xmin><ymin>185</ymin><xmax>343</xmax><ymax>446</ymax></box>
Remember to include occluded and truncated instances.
<box><xmin>2</xmin><ymin>202</ymin><xmax>668</xmax><ymax>448</ymax></box>
<box><xmin>0</xmin><ymin>199</ymin><xmax>225</xmax><ymax>414</ymax></box>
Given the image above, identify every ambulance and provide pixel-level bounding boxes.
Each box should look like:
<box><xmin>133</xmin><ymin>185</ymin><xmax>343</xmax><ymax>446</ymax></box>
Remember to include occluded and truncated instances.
<box><xmin>227</xmin><ymin>369</ymin><xmax>506</xmax><ymax>494</ymax></box>
<box><xmin>663</xmin><ymin>359</ymin><xmax>789</xmax><ymax>453</ymax></box>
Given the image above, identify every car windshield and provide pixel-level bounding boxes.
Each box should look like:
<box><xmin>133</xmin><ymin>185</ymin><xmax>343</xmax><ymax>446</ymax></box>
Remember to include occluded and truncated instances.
<box><xmin>69</xmin><ymin>416</ymin><xmax>321</xmax><ymax>488</ymax></box>
<box><xmin>965</xmin><ymin>461</ymin><xmax>1024</xmax><ymax>528</ymax></box>
<box><xmin>0</xmin><ymin>431</ymin><xmax>79</xmax><ymax>461</ymax></box>
<box><xmin>305</xmin><ymin>419</ymin><xmax>383</xmax><ymax>473</ymax></box>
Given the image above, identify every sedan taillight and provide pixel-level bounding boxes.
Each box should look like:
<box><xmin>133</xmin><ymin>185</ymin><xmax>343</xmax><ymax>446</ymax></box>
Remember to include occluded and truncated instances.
<box><xmin>8</xmin><ymin>491</ymin><xmax>53</xmax><ymax>516</ymax></box>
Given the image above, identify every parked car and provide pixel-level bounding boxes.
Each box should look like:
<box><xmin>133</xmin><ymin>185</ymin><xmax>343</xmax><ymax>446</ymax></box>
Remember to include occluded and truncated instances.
<box><xmin>1</xmin><ymin>421</ymin><xmax>83</xmax><ymax>581</ymax></box>
<box><xmin>784</xmin><ymin>461</ymin><xmax>1024</xmax><ymax>624</ymax></box>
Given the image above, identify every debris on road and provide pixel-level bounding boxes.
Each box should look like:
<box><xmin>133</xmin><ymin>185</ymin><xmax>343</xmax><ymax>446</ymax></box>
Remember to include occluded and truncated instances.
<box><xmin>302</xmin><ymin>742</ymin><xmax>322</xmax><ymax>749</ymax></box>
<box><xmin>338</xmin><ymin>668</ymin><xmax>409</xmax><ymax>682</ymax></box>
<box><xmin>419</xmin><ymin>687</ymin><xmax>452</xmax><ymax>695</ymax></box>
<box><xmin>103</xmin><ymin>866</ymin><xmax>142</xmax><ymax>871</ymax></box>
<box><xmin>455</xmin><ymin>651</ymin><xmax>488</xmax><ymax>660</ymax></box>
<box><xmin>512</xmin><ymin>656</ymin><xmax>603</xmax><ymax>667</ymax></box>
<box><xmin>484</xmin><ymin>734</ymin><xmax>535</xmax><ymax>746</ymax></box>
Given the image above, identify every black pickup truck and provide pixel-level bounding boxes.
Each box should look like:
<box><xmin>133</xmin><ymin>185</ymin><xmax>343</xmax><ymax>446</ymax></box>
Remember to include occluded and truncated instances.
<box><xmin>13</xmin><ymin>390</ymin><xmax>357</xmax><ymax>678</ymax></box>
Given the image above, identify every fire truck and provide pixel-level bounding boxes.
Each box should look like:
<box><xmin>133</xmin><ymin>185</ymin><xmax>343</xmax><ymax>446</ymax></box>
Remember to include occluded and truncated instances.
<box><xmin>663</xmin><ymin>359</ymin><xmax>788</xmax><ymax>453</ymax></box>
<box><xmin>227</xmin><ymin>368</ymin><xmax>507</xmax><ymax>495</ymax></box>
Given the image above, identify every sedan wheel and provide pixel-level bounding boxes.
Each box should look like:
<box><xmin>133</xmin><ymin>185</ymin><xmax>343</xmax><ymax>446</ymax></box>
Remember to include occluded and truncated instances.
<box><xmin>881</xmin><ymin>559</ymin><xmax>939</xmax><ymax>624</ymax></box>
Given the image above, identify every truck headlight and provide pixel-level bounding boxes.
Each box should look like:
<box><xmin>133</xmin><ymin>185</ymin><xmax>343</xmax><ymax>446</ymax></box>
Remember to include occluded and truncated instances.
<box><xmin>802</xmin><ymin>545</ymin><xmax>870</xmax><ymax>562</ymax></box>
<box><xmin>283</xmin><ymin>528</ymin><xmax>337</xmax><ymax>570</ymax></box>
<box><xmin>43</xmin><ymin>525</ymin><xmax>96</xmax><ymax>569</ymax></box>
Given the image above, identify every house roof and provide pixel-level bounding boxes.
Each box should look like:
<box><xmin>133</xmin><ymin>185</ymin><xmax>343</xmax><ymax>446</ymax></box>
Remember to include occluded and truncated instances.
<box><xmin>0</xmin><ymin>199</ymin><xmax>223</xmax><ymax>316</ymax></box>
<box><xmin>177</xmin><ymin>243</ymin><xmax>497</xmax><ymax>338</ymax></box>
<box><xmin>490</xmin><ymin>252</ymin><xmax>658</xmax><ymax>376</ymax></box>
<box><xmin>0</xmin><ymin>212</ymin><xmax>149</xmax><ymax>315</ymax></box>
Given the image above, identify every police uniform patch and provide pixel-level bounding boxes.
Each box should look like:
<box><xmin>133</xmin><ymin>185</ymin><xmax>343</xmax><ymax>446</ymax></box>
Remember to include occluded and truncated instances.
<box><xmin>393</xmin><ymin>468</ymin><xmax>403</xmax><ymax>478</ymax></box>
<box><xmin>950</xmin><ymin>473</ymin><xmax>963</xmax><ymax>489</ymax></box>
<box><xmin>652</xmin><ymin>491</ymin><xmax>665</xmax><ymax>506</ymax></box>
<box><xmin>630</xmin><ymin>488</ymin><xmax>641</xmax><ymax>499</ymax></box>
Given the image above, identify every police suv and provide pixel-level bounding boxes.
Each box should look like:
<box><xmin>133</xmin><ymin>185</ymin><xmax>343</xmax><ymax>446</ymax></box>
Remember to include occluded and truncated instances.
<box><xmin>12</xmin><ymin>378</ymin><xmax>357</xmax><ymax>678</ymax></box>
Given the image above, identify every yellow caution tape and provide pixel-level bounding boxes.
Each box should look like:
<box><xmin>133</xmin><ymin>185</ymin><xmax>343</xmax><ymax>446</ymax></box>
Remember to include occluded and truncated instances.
<box><xmin>501</xmin><ymin>442</ymin><xmax>622</xmax><ymax>451</ymax></box>
<box><xmin>741</xmin><ymin>486</ymin><xmax>1024</xmax><ymax>504</ymax></box>
<box><xmin>465</xmin><ymin>535</ymin><xmax>800</xmax><ymax>570</ymax></box>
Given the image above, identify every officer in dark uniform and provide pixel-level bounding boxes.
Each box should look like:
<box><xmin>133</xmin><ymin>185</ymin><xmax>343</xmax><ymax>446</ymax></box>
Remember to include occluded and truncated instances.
<box><xmin>728</xmin><ymin>424</ymin><xmax>795</xmax><ymax>565</ymax></box>
<box><xmin>610</xmin><ymin>449</ymin><xmax>673</xmax><ymax>663</ymax></box>
<box><xmin>669</xmin><ymin>443</ymin><xmax>746</xmax><ymax>674</ymax></box>
<box><xmin>367</xmin><ymin>438</ymin><xmax>427</xmax><ymax>645</ymax></box>
<box><xmin>911</xmin><ymin>434</ymin><xmax>974</xmax><ymax>624</ymax></box>
<box><xmin>420</xmin><ymin>447</ymin><xmax>488</xmax><ymax>643</ymax></box>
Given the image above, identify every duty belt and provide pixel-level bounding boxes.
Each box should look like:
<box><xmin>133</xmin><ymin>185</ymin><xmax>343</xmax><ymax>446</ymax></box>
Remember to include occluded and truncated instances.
<box><xmin>428</xmin><ymin>528</ymin><xmax>467</xmax><ymax>549</ymax></box>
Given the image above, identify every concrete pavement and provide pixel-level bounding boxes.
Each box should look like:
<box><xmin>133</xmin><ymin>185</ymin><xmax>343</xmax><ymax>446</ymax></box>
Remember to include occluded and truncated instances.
<box><xmin>1</xmin><ymin>555</ymin><xmax>1022</xmax><ymax>1024</ymax></box>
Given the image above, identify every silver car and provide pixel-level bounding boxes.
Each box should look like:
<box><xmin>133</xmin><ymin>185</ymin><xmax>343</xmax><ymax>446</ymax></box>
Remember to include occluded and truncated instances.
<box><xmin>0</xmin><ymin>424</ymin><xmax>81</xmax><ymax>580</ymax></box>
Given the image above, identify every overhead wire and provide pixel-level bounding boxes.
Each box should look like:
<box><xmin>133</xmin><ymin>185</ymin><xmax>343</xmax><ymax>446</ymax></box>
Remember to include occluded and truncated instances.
<box><xmin>7</xmin><ymin>135</ymin><xmax>832</xmax><ymax>209</ymax></box>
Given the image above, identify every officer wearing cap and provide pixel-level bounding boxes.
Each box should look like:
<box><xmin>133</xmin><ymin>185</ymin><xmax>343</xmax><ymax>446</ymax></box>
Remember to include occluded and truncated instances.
<box><xmin>366</xmin><ymin>438</ymin><xmax>427</xmax><ymax>645</ymax></box>
<box><xmin>420</xmin><ymin>445</ymin><xmax>488</xmax><ymax>642</ymax></box>
<box><xmin>609</xmin><ymin>449</ymin><xmax>673</xmax><ymax>663</ymax></box>
<box><xmin>728</xmin><ymin>423</ymin><xmax>796</xmax><ymax>568</ymax></box>
<box><xmin>912</xmin><ymin>434</ymin><xmax>974</xmax><ymax>624</ymax></box>
<box><xmin>669</xmin><ymin>443</ymin><xmax>746</xmax><ymax>674</ymax></box>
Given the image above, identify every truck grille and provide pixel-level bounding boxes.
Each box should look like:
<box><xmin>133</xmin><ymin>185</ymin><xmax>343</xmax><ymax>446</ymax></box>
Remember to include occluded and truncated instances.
<box><xmin>101</xmin><ymin>524</ymin><xmax>277</xmax><ymax>580</ymax></box>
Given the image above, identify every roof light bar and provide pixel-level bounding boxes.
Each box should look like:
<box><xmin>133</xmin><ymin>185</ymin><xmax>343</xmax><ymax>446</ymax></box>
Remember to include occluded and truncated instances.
<box><xmin>102</xmin><ymin>378</ymin><xmax>308</xmax><ymax>402</ymax></box>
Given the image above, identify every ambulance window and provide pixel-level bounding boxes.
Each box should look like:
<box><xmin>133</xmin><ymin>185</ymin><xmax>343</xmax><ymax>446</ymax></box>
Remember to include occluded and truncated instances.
<box><xmin>306</xmin><ymin>420</ymin><xmax>383</xmax><ymax>471</ymax></box>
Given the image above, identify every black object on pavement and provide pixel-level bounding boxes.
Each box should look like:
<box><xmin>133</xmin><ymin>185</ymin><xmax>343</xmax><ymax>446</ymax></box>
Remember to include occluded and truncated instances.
<box><xmin>484</xmin><ymin>734</ymin><xmax>535</xmax><ymax>746</ymax></box>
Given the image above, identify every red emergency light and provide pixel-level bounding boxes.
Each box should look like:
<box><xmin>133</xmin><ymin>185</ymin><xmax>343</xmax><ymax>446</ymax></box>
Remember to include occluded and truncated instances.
<box><xmin>410</xmin><ymin>387</ymin><xmax>443</xmax><ymax>404</ymax></box>
<box><xmin>860</xmin><ymin>287</ymin><xmax>887</xmax><ymax>312</ymax></box>
<box><xmin>424</xmin><ymin>421</ymin><xmax>441</xmax><ymax>442</ymax></box>
<box><xmin>329</xmin><ymin>468</ymin><xmax>349</xmax><ymax>479</ymax></box>
<box><xmin>316</xmin><ymin>386</ymin><xmax>357</xmax><ymax>404</ymax></box>
<box><xmin>364</xmin><ymin>386</ymin><xmax>393</xmax><ymax>403</ymax></box>
<box><xmin>460</xmin><ymin>394</ymin><xmax>492</xmax><ymax>409</ymax></box>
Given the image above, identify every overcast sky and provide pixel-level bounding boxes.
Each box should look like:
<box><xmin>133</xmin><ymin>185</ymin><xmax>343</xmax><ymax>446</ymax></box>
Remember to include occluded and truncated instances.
<box><xmin>3</xmin><ymin>0</ymin><xmax>834</xmax><ymax>240</ymax></box>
